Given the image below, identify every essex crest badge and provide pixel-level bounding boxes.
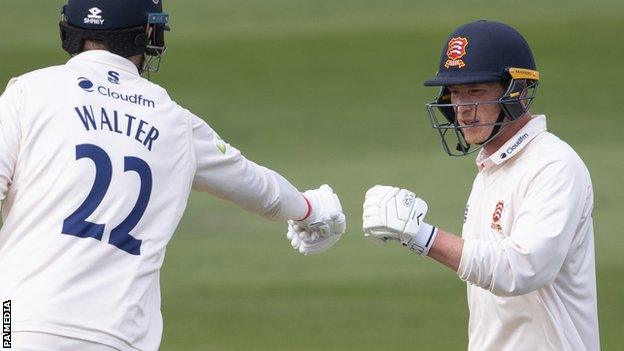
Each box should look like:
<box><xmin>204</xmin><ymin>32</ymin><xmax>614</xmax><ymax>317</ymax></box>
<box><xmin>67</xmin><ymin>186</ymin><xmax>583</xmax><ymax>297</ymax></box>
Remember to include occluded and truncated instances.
<box><xmin>445</xmin><ymin>37</ymin><xmax>469</xmax><ymax>69</ymax></box>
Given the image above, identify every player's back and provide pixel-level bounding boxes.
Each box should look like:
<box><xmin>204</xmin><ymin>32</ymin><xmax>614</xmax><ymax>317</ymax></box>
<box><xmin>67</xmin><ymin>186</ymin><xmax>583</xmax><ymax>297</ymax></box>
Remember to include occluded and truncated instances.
<box><xmin>0</xmin><ymin>50</ymin><xmax>196</xmax><ymax>350</ymax></box>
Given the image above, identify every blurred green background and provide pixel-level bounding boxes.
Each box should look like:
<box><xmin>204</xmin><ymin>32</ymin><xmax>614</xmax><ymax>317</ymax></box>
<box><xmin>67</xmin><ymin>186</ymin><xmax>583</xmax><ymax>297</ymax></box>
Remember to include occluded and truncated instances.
<box><xmin>1</xmin><ymin>0</ymin><xmax>622</xmax><ymax>349</ymax></box>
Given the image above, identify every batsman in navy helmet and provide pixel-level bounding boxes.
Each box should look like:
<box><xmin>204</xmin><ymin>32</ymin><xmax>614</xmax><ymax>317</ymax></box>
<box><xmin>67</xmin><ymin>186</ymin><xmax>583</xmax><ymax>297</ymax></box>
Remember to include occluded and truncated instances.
<box><xmin>424</xmin><ymin>20</ymin><xmax>540</xmax><ymax>156</ymax></box>
<box><xmin>362</xmin><ymin>20</ymin><xmax>599</xmax><ymax>350</ymax></box>
<box><xmin>60</xmin><ymin>0</ymin><xmax>170</xmax><ymax>73</ymax></box>
<box><xmin>0</xmin><ymin>1</ymin><xmax>347</xmax><ymax>349</ymax></box>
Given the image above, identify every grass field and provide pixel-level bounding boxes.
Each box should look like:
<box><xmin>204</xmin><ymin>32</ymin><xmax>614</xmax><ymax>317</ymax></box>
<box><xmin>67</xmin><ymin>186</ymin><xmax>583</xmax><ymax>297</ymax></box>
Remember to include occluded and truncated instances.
<box><xmin>1</xmin><ymin>1</ymin><xmax>623</xmax><ymax>349</ymax></box>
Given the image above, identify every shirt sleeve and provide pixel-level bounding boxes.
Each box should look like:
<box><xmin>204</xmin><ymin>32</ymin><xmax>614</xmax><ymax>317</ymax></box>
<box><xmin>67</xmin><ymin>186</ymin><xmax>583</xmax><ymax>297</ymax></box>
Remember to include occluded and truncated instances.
<box><xmin>457</xmin><ymin>159</ymin><xmax>590</xmax><ymax>296</ymax></box>
<box><xmin>0</xmin><ymin>78</ymin><xmax>23</xmax><ymax>203</ymax></box>
<box><xmin>189</xmin><ymin>113</ymin><xmax>308</xmax><ymax>221</ymax></box>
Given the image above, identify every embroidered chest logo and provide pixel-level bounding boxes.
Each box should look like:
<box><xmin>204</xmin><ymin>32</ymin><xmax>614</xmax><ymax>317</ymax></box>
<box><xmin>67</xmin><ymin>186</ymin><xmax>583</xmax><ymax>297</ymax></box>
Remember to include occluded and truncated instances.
<box><xmin>491</xmin><ymin>201</ymin><xmax>504</xmax><ymax>232</ymax></box>
<box><xmin>445</xmin><ymin>37</ymin><xmax>469</xmax><ymax>69</ymax></box>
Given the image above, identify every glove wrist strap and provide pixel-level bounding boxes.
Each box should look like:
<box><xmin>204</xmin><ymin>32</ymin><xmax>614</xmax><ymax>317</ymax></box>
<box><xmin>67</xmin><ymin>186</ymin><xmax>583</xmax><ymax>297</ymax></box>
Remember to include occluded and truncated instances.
<box><xmin>404</xmin><ymin>222</ymin><xmax>438</xmax><ymax>256</ymax></box>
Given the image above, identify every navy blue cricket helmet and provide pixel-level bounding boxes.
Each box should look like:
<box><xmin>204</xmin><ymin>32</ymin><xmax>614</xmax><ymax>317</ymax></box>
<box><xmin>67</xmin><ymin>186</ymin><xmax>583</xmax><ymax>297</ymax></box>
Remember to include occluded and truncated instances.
<box><xmin>60</xmin><ymin>0</ymin><xmax>170</xmax><ymax>72</ymax></box>
<box><xmin>424</xmin><ymin>20</ymin><xmax>540</xmax><ymax>156</ymax></box>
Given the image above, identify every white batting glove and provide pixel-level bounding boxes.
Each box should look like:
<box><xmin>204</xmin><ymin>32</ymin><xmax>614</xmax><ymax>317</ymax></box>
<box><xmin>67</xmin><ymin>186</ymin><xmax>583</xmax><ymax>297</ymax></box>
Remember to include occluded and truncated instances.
<box><xmin>286</xmin><ymin>184</ymin><xmax>346</xmax><ymax>255</ymax></box>
<box><xmin>362</xmin><ymin>185</ymin><xmax>438</xmax><ymax>256</ymax></box>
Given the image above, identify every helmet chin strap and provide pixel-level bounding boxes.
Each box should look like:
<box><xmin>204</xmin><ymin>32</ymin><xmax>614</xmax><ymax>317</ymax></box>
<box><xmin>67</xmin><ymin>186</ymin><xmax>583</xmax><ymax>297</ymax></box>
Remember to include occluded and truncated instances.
<box><xmin>455</xmin><ymin>110</ymin><xmax>507</xmax><ymax>153</ymax></box>
<box><xmin>477</xmin><ymin>111</ymin><xmax>507</xmax><ymax>145</ymax></box>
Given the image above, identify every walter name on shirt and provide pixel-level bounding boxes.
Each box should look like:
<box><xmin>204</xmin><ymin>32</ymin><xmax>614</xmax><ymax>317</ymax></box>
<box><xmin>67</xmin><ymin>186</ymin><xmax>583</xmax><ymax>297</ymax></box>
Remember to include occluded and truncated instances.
<box><xmin>73</xmin><ymin>105</ymin><xmax>160</xmax><ymax>152</ymax></box>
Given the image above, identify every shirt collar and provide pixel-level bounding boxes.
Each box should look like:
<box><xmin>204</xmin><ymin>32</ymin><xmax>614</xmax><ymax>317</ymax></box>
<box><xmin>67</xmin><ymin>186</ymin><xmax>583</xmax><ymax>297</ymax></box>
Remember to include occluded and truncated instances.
<box><xmin>476</xmin><ymin>115</ymin><xmax>548</xmax><ymax>170</ymax></box>
<box><xmin>66</xmin><ymin>50</ymin><xmax>140</xmax><ymax>76</ymax></box>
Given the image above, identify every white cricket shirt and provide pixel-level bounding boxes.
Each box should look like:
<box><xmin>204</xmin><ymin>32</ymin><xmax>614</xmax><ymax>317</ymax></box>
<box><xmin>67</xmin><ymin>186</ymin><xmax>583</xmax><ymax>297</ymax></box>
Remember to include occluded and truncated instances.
<box><xmin>0</xmin><ymin>51</ymin><xmax>308</xmax><ymax>350</ymax></box>
<box><xmin>457</xmin><ymin>116</ymin><xmax>599</xmax><ymax>350</ymax></box>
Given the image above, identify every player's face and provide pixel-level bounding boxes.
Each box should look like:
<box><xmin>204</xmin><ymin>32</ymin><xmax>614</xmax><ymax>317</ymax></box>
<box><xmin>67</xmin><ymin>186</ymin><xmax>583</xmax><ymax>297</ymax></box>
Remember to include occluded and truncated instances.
<box><xmin>448</xmin><ymin>82</ymin><xmax>505</xmax><ymax>145</ymax></box>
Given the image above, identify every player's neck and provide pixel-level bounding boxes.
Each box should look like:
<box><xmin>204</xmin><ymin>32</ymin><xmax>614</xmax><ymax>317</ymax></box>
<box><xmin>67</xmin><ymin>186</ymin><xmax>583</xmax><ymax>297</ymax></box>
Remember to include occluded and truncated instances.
<box><xmin>81</xmin><ymin>40</ymin><xmax>144</xmax><ymax>71</ymax></box>
<box><xmin>483</xmin><ymin>113</ymin><xmax>532</xmax><ymax>154</ymax></box>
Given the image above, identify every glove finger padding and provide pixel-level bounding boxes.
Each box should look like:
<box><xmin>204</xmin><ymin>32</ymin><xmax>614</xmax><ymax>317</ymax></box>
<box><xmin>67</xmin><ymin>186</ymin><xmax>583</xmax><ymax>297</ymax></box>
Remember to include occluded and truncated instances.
<box><xmin>299</xmin><ymin>216</ymin><xmax>344</xmax><ymax>255</ymax></box>
<box><xmin>362</xmin><ymin>185</ymin><xmax>429</xmax><ymax>245</ymax></box>
<box><xmin>298</xmin><ymin>235</ymin><xmax>341</xmax><ymax>254</ymax></box>
<box><xmin>286</xmin><ymin>184</ymin><xmax>346</xmax><ymax>255</ymax></box>
<box><xmin>364</xmin><ymin>184</ymin><xmax>396</xmax><ymax>199</ymax></box>
<box><xmin>328</xmin><ymin>212</ymin><xmax>346</xmax><ymax>235</ymax></box>
<box><xmin>287</xmin><ymin>224</ymin><xmax>302</xmax><ymax>249</ymax></box>
<box><xmin>362</xmin><ymin>186</ymin><xmax>398</xmax><ymax>240</ymax></box>
<box><xmin>364</xmin><ymin>230</ymin><xmax>397</xmax><ymax>245</ymax></box>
